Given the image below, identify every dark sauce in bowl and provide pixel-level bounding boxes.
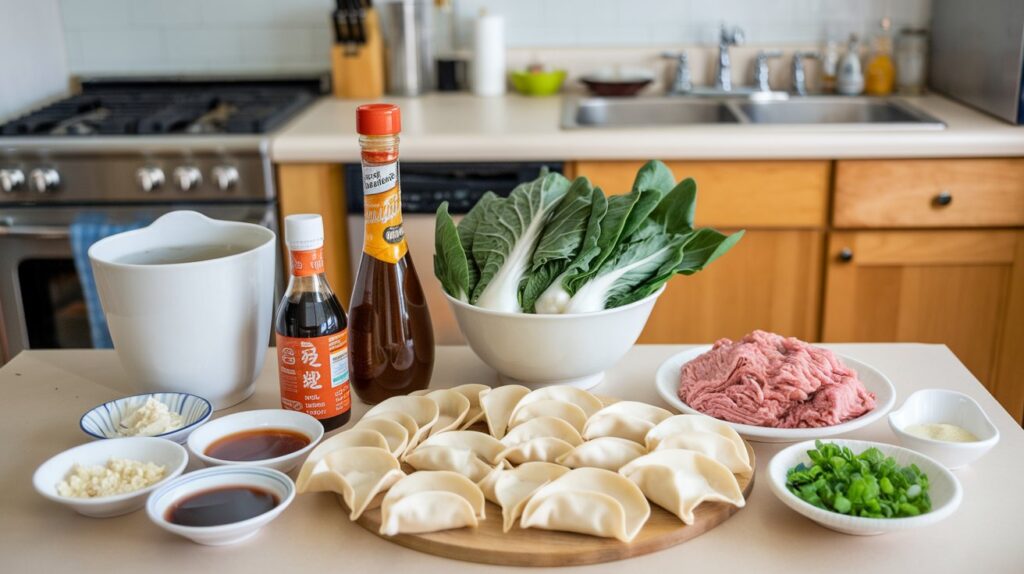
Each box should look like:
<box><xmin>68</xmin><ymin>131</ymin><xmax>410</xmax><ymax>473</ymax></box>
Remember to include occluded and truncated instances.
<box><xmin>166</xmin><ymin>486</ymin><xmax>279</xmax><ymax>527</ymax></box>
<box><xmin>204</xmin><ymin>428</ymin><xmax>311</xmax><ymax>462</ymax></box>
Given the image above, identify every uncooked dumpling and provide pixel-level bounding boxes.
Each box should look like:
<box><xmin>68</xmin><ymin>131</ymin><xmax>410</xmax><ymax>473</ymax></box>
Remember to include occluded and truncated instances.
<box><xmin>619</xmin><ymin>449</ymin><xmax>745</xmax><ymax>525</ymax></box>
<box><xmin>508</xmin><ymin>399</ymin><xmax>588</xmax><ymax>433</ymax></box>
<box><xmin>495</xmin><ymin>437</ymin><xmax>577</xmax><ymax>465</ymax></box>
<box><xmin>654</xmin><ymin>432</ymin><xmax>752</xmax><ymax>474</ymax></box>
<box><xmin>380</xmin><ymin>471</ymin><xmax>486</xmax><ymax>535</ymax></box>
<box><xmin>556</xmin><ymin>437</ymin><xmax>647</xmax><ymax>471</ymax></box>
<box><xmin>512</xmin><ymin>387</ymin><xmax>603</xmax><ymax>420</ymax></box>
<box><xmin>296</xmin><ymin>428</ymin><xmax>390</xmax><ymax>489</ymax></box>
<box><xmin>476</xmin><ymin>459</ymin><xmax>512</xmax><ymax>503</ymax></box>
<box><xmin>361</xmin><ymin>410</ymin><xmax>420</xmax><ymax>456</ymax></box>
<box><xmin>353</xmin><ymin>416</ymin><xmax>409</xmax><ymax>457</ymax></box>
<box><xmin>492</xmin><ymin>462</ymin><xmax>570</xmax><ymax>532</ymax></box>
<box><xmin>582</xmin><ymin>401</ymin><xmax>673</xmax><ymax>443</ymax></box>
<box><xmin>404</xmin><ymin>445</ymin><xmax>493</xmax><ymax>482</ymax></box>
<box><xmin>297</xmin><ymin>447</ymin><xmax>406</xmax><ymax>520</ymax></box>
<box><xmin>425</xmin><ymin>389</ymin><xmax>471</xmax><ymax>436</ymax></box>
<box><xmin>451</xmin><ymin>383</ymin><xmax>490</xmax><ymax>429</ymax></box>
<box><xmin>418</xmin><ymin>430</ymin><xmax>504</xmax><ymax>464</ymax></box>
<box><xmin>520</xmin><ymin>467</ymin><xmax>650</xmax><ymax>542</ymax></box>
<box><xmin>501</xmin><ymin>416</ymin><xmax>583</xmax><ymax>448</ymax></box>
<box><xmin>644</xmin><ymin>415</ymin><xmax>749</xmax><ymax>467</ymax></box>
<box><xmin>480</xmin><ymin>384</ymin><xmax>530</xmax><ymax>439</ymax></box>
<box><xmin>364</xmin><ymin>396</ymin><xmax>440</xmax><ymax>448</ymax></box>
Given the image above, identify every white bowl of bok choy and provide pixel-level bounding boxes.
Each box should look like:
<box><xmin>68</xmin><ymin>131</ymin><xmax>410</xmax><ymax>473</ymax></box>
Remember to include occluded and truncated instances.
<box><xmin>433</xmin><ymin>160</ymin><xmax>744</xmax><ymax>389</ymax></box>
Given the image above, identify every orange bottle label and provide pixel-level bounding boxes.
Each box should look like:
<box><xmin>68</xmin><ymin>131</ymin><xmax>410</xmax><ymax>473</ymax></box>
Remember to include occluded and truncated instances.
<box><xmin>289</xmin><ymin>247</ymin><xmax>325</xmax><ymax>277</ymax></box>
<box><xmin>362</xmin><ymin>160</ymin><xmax>407</xmax><ymax>264</ymax></box>
<box><xmin>277</xmin><ymin>329</ymin><xmax>350</xmax><ymax>420</ymax></box>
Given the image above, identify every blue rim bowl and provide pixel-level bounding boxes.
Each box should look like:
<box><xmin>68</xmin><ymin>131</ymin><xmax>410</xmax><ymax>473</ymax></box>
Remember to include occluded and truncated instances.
<box><xmin>80</xmin><ymin>391</ymin><xmax>213</xmax><ymax>443</ymax></box>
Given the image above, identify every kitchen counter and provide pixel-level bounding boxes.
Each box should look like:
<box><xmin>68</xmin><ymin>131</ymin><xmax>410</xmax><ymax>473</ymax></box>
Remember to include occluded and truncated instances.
<box><xmin>2</xmin><ymin>345</ymin><xmax>1023</xmax><ymax>573</ymax></box>
<box><xmin>271</xmin><ymin>94</ymin><xmax>1024</xmax><ymax>162</ymax></box>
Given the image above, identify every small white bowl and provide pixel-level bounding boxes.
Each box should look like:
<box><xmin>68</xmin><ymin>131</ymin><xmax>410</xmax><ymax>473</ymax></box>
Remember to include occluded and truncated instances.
<box><xmin>445</xmin><ymin>286</ymin><xmax>664</xmax><ymax>390</ymax></box>
<box><xmin>146</xmin><ymin>465</ymin><xmax>295</xmax><ymax>545</ymax></box>
<box><xmin>33</xmin><ymin>437</ymin><xmax>189</xmax><ymax>518</ymax></box>
<box><xmin>768</xmin><ymin>439</ymin><xmax>962</xmax><ymax>535</ymax></box>
<box><xmin>187</xmin><ymin>409</ymin><xmax>323</xmax><ymax>473</ymax></box>
<box><xmin>888</xmin><ymin>389</ymin><xmax>1000</xmax><ymax>469</ymax></box>
<box><xmin>80</xmin><ymin>392</ymin><xmax>213</xmax><ymax>444</ymax></box>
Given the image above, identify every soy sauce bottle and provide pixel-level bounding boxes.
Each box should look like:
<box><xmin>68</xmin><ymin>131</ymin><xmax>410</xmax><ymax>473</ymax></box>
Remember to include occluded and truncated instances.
<box><xmin>276</xmin><ymin>214</ymin><xmax>351</xmax><ymax>431</ymax></box>
<box><xmin>349</xmin><ymin>104</ymin><xmax>434</xmax><ymax>404</ymax></box>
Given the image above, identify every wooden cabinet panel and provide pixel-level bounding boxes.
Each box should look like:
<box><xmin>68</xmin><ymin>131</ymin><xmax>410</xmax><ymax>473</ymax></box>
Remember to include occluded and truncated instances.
<box><xmin>276</xmin><ymin>163</ymin><xmax>353</xmax><ymax>303</ymax></box>
<box><xmin>834</xmin><ymin>159</ymin><xmax>1024</xmax><ymax>228</ymax></box>
<box><xmin>572</xmin><ymin>160</ymin><xmax>830</xmax><ymax>228</ymax></box>
<box><xmin>638</xmin><ymin>230</ymin><xmax>823</xmax><ymax>344</ymax></box>
<box><xmin>822</xmin><ymin>230</ymin><xmax>1024</xmax><ymax>422</ymax></box>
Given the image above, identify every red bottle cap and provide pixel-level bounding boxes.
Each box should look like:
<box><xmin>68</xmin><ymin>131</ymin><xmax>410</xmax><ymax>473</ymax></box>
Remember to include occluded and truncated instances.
<box><xmin>356</xmin><ymin>104</ymin><xmax>401</xmax><ymax>135</ymax></box>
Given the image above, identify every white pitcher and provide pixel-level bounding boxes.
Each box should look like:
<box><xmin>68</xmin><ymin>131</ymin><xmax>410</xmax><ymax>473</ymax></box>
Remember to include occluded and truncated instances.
<box><xmin>89</xmin><ymin>211</ymin><xmax>276</xmax><ymax>409</ymax></box>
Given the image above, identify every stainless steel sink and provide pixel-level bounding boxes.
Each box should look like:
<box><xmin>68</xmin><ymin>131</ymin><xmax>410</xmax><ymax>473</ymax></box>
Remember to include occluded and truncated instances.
<box><xmin>561</xmin><ymin>96</ymin><xmax>945</xmax><ymax>130</ymax></box>
<box><xmin>737</xmin><ymin>98</ymin><xmax>945</xmax><ymax>128</ymax></box>
<box><xmin>563</xmin><ymin>97</ymin><xmax>740</xmax><ymax>129</ymax></box>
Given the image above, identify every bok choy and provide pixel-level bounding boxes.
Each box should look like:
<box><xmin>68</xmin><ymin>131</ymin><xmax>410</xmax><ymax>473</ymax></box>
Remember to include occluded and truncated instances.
<box><xmin>433</xmin><ymin>160</ymin><xmax>744</xmax><ymax>314</ymax></box>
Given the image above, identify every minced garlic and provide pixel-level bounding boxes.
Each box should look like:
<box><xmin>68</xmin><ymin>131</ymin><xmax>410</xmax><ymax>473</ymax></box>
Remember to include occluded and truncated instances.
<box><xmin>56</xmin><ymin>458</ymin><xmax>166</xmax><ymax>498</ymax></box>
<box><xmin>117</xmin><ymin>397</ymin><xmax>184</xmax><ymax>437</ymax></box>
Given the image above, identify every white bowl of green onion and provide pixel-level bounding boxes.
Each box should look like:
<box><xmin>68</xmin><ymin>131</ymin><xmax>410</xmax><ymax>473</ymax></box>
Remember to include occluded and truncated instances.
<box><xmin>768</xmin><ymin>439</ymin><xmax>962</xmax><ymax>535</ymax></box>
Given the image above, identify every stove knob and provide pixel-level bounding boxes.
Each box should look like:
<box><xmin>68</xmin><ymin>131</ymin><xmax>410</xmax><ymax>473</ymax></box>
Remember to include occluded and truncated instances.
<box><xmin>29</xmin><ymin>168</ymin><xmax>60</xmax><ymax>193</ymax></box>
<box><xmin>0</xmin><ymin>169</ymin><xmax>26</xmax><ymax>193</ymax></box>
<box><xmin>136</xmin><ymin>167</ymin><xmax>165</xmax><ymax>193</ymax></box>
<box><xmin>211</xmin><ymin>165</ymin><xmax>239</xmax><ymax>191</ymax></box>
<box><xmin>173</xmin><ymin>166</ymin><xmax>202</xmax><ymax>191</ymax></box>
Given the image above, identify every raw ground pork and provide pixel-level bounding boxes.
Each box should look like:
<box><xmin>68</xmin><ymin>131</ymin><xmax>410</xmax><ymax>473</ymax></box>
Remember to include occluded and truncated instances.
<box><xmin>678</xmin><ymin>330</ymin><xmax>876</xmax><ymax>428</ymax></box>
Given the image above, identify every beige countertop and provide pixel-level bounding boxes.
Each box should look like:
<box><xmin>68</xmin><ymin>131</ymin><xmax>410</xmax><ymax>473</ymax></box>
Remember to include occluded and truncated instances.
<box><xmin>2</xmin><ymin>344</ymin><xmax>1023</xmax><ymax>573</ymax></box>
<box><xmin>271</xmin><ymin>94</ymin><xmax>1024</xmax><ymax>163</ymax></box>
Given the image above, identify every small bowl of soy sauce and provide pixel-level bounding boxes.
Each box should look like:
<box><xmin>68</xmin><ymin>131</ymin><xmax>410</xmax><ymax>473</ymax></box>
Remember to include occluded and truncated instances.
<box><xmin>187</xmin><ymin>409</ymin><xmax>324</xmax><ymax>473</ymax></box>
<box><xmin>146</xmin><ymin>465</ymin><xmax>295</xmax><ymax>546</ymax></box>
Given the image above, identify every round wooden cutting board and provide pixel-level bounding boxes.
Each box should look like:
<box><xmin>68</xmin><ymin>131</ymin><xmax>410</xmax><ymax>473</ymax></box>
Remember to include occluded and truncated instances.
<box><xmin>350</xmin><ymin>442</ymin><xmax>756</xmax><ymax>567</ymax></box>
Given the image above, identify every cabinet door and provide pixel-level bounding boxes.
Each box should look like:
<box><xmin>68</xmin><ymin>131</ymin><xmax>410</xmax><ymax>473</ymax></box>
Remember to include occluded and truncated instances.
<box><xmin>823</xmin><ymin>230</ymin><xmax>1024</xmax><ymax>422</ymax></box>
<box><xmin>638</xmin><ymin>229</ymin><xmax>824</xmax><ymax>344</ymax></box>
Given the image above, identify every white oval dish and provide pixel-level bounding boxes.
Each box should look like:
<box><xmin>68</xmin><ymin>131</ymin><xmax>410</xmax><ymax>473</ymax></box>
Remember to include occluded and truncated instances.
<box><xmin>80</xmin><ymin>391</ymin><xmax>213</xmax><ymax>443</ymax></box>
<box><xmin>889</xmin><ymin>389</ymin><xmax>1000</xmax><ymax>469</ymax></box>
<box><xmin>33</xmin><ymin>437</ymin><xmax>188</xmax><ymax>518</ymax></box>
<box><xmin>146</xmin><ymin>465</ymin><xmax>295</xmax><ymax>546</ymax></box>
<box><xmin>655</xmin><ymin>346</ymin><xmax>896</xmax><ymax>443</ymax></box>
<box><xmin>768</xmin><ymin>439</ymin><xmax>962</xmax><ymax>535</ymax></box>
<box><xmin>445</xmin><ymin>286</ymin><xmax>665</xmax><ymax>390</ymax></box>
<box><xmin>187</xmin><ymin>409</ymin><xmax>323</xmax><ymax>473</ymax></box>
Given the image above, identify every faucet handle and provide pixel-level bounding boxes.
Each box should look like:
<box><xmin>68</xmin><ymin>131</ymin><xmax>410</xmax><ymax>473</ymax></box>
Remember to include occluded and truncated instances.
<box><xmin>661</xmin><ymin>51</ymin><xmax>692</xmax><ymax>95</ymax></box>
<box><xmin>754</xmin><ymin>50</ymin><xmax>784</xmax><ymax>92</ymax></box>
<box><xmin>720</xmin><ymin>24</ymin><xmax>745</xmax><ymax>46</ymax></box>
<box><xmin>660</xmin><ymin>51</ymin><xmax>687</xmax><ymax>62</ymax></box>
<box><xmin>791</xmin><ymin>51</ymin><xmax>822</xmax><ymax>96</ymax></box>
<box><xmin>793</xmin><ymin>50</ymin><xmax>822</xmax><ymax>63</ymax></box>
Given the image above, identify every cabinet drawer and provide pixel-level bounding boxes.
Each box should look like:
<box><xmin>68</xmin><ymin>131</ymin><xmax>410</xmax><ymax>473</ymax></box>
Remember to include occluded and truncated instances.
<box><xmin>834</xmin><ymin>159</ymin><xmax>1024</xmax><ymax>228</ymax></box>
<box><xmin>573</xmin><ymin>160</ymin><xmax>830</xmax><ymax>228</ymax></box>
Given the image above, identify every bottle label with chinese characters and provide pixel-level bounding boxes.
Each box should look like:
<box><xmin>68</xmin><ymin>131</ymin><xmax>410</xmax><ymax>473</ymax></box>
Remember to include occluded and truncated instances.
<box><xmin>289</xmin><ymin>247</ymin><xmax>325</xmax><ymax>277</ymax></box>
<box><xmin>361</xmin><ymin>160</ymin><xmax>407</xmax><ymax>264</ymax></box>
<box><xmin>276</xmin><ymin>329</ymin><xmax>350</xmax><ymax>420</ymax></box>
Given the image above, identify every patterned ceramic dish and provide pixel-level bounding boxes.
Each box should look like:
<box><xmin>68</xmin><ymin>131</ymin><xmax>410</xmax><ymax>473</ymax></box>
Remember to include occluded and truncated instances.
<box><xmin>80</xmin><ymin>392</ymin><xmax>213</xmax><ymax>444</ymax></box>
<box><xmin>768</xmin><ymin>439</ymin><xmax>962</xmax><ymax>535</ymax></box>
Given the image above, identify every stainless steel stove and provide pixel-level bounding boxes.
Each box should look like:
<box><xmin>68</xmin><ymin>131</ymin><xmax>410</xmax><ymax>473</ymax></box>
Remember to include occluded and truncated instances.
<box><xmin>0</xmin><ymin>76</ymin><xmax>325</xmax><ymax>361</ymax></box>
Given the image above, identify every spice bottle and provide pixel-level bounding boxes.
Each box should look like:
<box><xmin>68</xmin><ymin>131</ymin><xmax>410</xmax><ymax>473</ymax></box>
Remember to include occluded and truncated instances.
<box><xmin>276</xmin><ymin>214</ymin><xmax>351</xmax><ymax>431</ymax></box>
<box><xmin>865</xmin><ymin>17</ymin><xmax>896</xmax><ymax>96</ymax></box>
<box><xmin>349</xmin><ymin>104</ymin><xmax>435</xmax><ymax>404</ymax></box>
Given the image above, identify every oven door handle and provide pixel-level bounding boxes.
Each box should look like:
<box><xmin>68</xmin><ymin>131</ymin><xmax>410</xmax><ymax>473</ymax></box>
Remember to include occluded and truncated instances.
<box><xmin>0</xmin><ymin>224</ymin><xmax>70</xmax><ymax>238</ymax></box>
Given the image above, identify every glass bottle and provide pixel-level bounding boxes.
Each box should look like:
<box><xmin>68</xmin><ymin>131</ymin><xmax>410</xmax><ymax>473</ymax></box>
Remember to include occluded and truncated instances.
<box><xmin>349</xmin><ymin>103</ymin><xmax>434</xmax><ymax>404</ymax></box>
<box><xmin>865</xmin><ymin>17</ymin><xmax>895</xmax><ymax>96</ymax></box>
<box><xmin>276</xmin><ymin>214</ymin><xmax>351</xmax><ymax>431</ymax></box>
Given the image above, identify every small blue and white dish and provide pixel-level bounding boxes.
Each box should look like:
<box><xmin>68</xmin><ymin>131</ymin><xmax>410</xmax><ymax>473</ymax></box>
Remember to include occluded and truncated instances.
<box><xmin>80</xmin><ymin>392</ymin><xmax>213</xmax><ymax>444</ymax></box>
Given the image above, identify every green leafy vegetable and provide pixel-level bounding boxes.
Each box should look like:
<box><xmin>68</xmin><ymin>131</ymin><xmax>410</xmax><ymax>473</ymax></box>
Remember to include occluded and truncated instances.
<box><xmin>456</xmin><ymin>191</ymin><xmax>498</xmax><ymax>294</ymax></box>
<box><xmin>433</xmin><ymin>202</ymin><xmax>470</xmax><ymax>300</ymax></box>
<box><xmin>785</xmin><ymin>441</ymin><xmax>932</xmax><ymax>518</ymax></box>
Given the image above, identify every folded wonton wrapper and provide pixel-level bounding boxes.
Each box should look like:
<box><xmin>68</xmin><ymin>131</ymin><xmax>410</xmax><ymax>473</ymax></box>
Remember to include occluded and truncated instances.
<box><xmin>653</xmin><ymin>432</ymin><xmax>752</xmax><ymax>474</ymax></box>
<box><xmin>364</xmin><ymin>395</ymin><xmax>440</xmax><ymax>450</ymax></box>
<box><xmin>508</xmin><ymin>399</ymin><xmax>589</xmax><ymax>434</ymax></box>
<box><xmin>480</xmin><ymin>385</ymin><xmax>531</xmax><ymax>439</ymax></box>
<box><xmin>380</xmin><ymin>471</ymin><xmax>486</xmax><ymax>535</ymax></box>
<box><xmin>510</xmin><ymin>386</ymin><xmax>604</xmax><ymax>421</ymax></box>
<box><xmin>644</xmin><ymin>415</ymin><xmax>750</xmax><ymax>467</ymax></box>
<box><xmin>619</xmin><ymin>449</ymin><xmax>745</xmax><ymax>525</ymax></box>
<box><xmin>352</xmin><ymin>416</ymin><xmax>409</xmax><ymax>457</ymax></box>
<box><xmin>556</xmin><ymin>437</ymin><xmax>647</xmax><ymax>471</ymax></box>
<box><xmin>296</xmin><ymin>428</ymin><xmax>390</xmax><ymax>490</ymax></box>
<box><xmin>492</xmin><ymin>462</ymin><xmax>569</xmax><ymax>532</ymax></box>
<box><xmin>297</xmin><ymin>446</ymin><xmax>406</xmax><ymax>520</ymax></box>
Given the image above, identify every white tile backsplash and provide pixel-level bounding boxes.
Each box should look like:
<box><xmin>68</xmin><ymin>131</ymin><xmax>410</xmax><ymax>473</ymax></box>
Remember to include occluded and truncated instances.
<box><xmin>57</xmin><ymin>0</ymin><xmax>931</xmax><ymax>75</ymax></box>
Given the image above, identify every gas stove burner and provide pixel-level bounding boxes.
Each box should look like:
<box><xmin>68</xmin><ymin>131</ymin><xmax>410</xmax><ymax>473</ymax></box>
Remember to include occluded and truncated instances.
<box><xmin>0</xmin><ymin>77</ymin><xmax>324</xmax><ymax>137</ymax></box>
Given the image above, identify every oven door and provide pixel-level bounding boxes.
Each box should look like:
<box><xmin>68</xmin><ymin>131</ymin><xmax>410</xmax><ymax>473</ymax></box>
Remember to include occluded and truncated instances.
<box><xmin>0</xmin><ymin>203</ymin><xmax>279</xmax><ymax>362</ymax></box>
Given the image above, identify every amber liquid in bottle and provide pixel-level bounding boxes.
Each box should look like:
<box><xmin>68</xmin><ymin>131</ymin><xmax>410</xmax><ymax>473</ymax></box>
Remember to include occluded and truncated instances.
<box><xmin>349</xmin><ymin>129</ymin><xmax>435</xmax><ymax>404</ymax></box>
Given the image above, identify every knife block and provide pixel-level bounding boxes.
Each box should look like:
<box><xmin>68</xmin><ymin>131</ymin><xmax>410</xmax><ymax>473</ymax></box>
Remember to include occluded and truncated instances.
<box><xmin>331</xmin><ymin>9</ymin><xmax>385</xmax><ymax>99</ymax></box>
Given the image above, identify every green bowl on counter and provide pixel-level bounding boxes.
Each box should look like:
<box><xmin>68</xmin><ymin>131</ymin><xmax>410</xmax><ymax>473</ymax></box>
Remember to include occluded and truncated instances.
<box><xmin>510</xmin><ymin>70</ymin><xmax>567</xmax><ymax>97</ymax></box>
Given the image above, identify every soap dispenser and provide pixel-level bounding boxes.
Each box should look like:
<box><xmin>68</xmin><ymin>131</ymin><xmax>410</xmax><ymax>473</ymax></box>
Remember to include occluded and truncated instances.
<box><xmin>836</xmin><ymin>34</ymin><xmax>865</xmax><ymax>95</ymax></box>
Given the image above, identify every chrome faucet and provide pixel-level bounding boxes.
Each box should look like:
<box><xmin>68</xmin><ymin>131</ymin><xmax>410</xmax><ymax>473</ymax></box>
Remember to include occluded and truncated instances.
<box><xmin>753</xmin><ymin>50</ymin><xmax>783</xmax><ymax>92</ymax></box>
<box><xmin>715</xmin><ymin>25</ymin><xmax>745</xmax><ymax>91</ymax></box>
<box><xmin>791</xmin><ymin>51</ymin><xmax>821</xmax><ymax>96</ymax></box>
<box><xmin>661</xmin><ymin>51</ymin><xmax>692</xmax><ymax>95</ymax></box>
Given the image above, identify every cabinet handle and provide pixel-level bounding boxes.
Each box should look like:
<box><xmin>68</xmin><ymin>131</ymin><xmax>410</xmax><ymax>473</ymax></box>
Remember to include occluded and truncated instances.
<box><xmin>933</xmin><ymin>190</ymin><xmax>953</xmax><ymax>207</ymax></box>
<box><xmin>838</xmin><ymin>248</ymin><xmax>854</xmax><ymax>262</ymax></box>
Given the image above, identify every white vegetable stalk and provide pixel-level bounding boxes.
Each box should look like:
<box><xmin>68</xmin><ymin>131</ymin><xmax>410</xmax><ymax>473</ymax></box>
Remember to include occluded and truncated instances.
<box><xmin>533</xmin><ymin>270</ymin><xmax>572</xmax><ymax>314</ymax></box>
<box><xmin>474</xmin><ymin>215</ymin><xmax>550</xmax><ymax>313</ymax></box>
<box><xmin>562</xmin><ymin>246</ymin><xmax>672</xmax><ymax>314</ymax></box>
